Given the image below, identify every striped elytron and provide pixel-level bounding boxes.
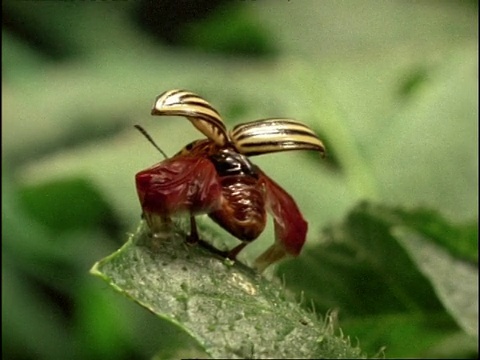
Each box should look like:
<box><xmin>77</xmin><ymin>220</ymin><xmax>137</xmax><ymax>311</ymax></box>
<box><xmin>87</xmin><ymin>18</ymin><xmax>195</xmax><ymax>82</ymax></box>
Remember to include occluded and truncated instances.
<box><xmin>136</xmin><ymin>89</ymin><xmax>325</xmax><ymax>272</ymax></box>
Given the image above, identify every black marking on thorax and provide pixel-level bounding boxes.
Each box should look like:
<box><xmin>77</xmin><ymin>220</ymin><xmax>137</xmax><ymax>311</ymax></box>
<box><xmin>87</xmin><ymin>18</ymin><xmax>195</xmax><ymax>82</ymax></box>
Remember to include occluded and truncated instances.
<box><xmin>209</xmin><ymin>149</ymin><xmax>258</xmax><ymax>178</ymax></box>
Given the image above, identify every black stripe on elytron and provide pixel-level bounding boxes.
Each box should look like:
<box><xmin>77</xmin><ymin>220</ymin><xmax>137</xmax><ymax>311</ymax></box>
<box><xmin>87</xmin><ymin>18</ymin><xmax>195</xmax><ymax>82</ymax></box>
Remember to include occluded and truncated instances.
<box><xmin>155</xmin><ymin>105</ymin><xmax>228</xmax><ymax>132</ymax></box>
<box><xmin>178</xmin><ymin>100</ymin><xmax>222</xmax><ymax>117</ymax></box>
<box><xmin>159</xmin><ymin>103</ymin><xmax>226</xmax><ymax>132</ymax></box>
<box><xmin>231</xmin><ymin>118</ymin><xmax>309</xmax><ymax>133</ymax></box>
<box><xmin>176</xmin><ymin>92</ymin><xmax>211</xmax><ymax>105</ymax></box>
<box><xmin>167</xmin><ymin>89</ymin><xmax>185</xmax><ymax>97</ymax></box>
<box><xmin>239</xmin><ymin>139</ymin><xmax>325</xmax><ymax>151</ymax></box>
<box><xmin>233</xmin><ymin>128</ymin><xmax>318</xmax><ymax>141</ymax></box>
<box><xmin>154</xmin><ymin>89</ymin><xmax>185</xmax><ymax>101</ymax></box>
<box><xmin>184</xmin><ymin>111</ymin><xmax>228</xmax><ymax>132</ymax></box>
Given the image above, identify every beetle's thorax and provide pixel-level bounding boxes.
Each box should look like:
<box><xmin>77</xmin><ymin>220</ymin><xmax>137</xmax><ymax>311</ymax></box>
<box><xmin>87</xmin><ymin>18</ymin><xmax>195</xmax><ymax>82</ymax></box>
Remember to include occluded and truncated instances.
<box><xmin>178</xmin><ymin>139</ymin><xmax>259</xmax><ymax>177</ymax></box>
<box><xmin>175</xmin><ymin>139</ymin><xmax>225</xmax><ymax>158</ymax></box>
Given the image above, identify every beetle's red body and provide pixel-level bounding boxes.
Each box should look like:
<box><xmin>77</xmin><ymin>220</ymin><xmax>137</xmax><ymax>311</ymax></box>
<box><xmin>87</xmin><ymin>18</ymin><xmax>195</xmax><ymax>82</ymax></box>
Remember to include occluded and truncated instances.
<box><xmin>135</xmin><ymin>90</ymin><xmax>324</xmax><ymax>271</ymax></box>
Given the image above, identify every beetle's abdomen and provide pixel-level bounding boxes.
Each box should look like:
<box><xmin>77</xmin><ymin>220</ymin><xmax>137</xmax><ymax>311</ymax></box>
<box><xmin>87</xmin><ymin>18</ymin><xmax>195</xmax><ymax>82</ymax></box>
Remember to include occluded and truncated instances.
<box><xmin>209</xmin><ymin>176</ymin><xmax>266</xmax><ymax>241</ymax></box>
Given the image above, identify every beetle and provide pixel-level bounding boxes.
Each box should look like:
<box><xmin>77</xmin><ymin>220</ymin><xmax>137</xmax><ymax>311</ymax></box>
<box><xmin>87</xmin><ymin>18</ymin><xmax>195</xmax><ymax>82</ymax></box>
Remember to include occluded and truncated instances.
<box><xmin>135</xmin><ymin>89</ymin><xmax>325</xmax><ymax>272</ymax></box>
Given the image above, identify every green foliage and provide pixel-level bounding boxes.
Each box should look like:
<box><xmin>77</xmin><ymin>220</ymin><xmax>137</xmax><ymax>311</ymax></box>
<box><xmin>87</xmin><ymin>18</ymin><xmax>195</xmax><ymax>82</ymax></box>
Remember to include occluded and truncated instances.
<box><xmin>91</xmin><ymin>222</ymin><xmax>365</xmax><ymax>359</ymax></box>
<box><xmin>392</xmin><ymin>208</ymin><xmax>478</xmax><ymax>264</ymax></box>
<box><xmin>279</xmin><ymin>203</ymin><xmax>477</xmax><ymax>358</ymax></box>
<box><xmin>2</xmin><ymin>1</ymin><xmax>477</xmax><ymax>359</ymax></box>
<box><xmin>182</xmin><ymin>2</ymin><xmax>277</xmax><ymax>56</ymax></box>
<box><xmin>18</xmin><ymin>177</ymin><xmax>118</xmax><ymax>234</ymax></box>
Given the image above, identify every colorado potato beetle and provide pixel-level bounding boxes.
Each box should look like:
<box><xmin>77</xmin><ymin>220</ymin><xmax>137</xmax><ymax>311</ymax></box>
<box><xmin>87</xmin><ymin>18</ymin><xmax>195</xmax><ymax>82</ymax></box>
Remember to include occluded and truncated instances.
<box><xmin>135</xmin><ymin>89</ymin><xmax>325</xmax><ymax>272</ymax></box>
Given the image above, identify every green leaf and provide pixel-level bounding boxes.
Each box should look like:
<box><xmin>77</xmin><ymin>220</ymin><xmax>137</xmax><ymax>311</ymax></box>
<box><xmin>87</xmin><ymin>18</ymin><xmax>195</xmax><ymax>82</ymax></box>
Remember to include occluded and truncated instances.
<box><xmin>278</xmin><ymin>202</ymin><xmax>478</xmax><ymax>358</ymax></box>
<box><xmin>182</xmin><ymin>2</ymin><xmax>277</xmax><ymax>56</ymax></box>
<box><xmin>391</xmin><ymin>208</ymin><xmax>478</xmax><ymax>264</ymax></box>
<box><xmin>393</xmin><ymin>227</ymin><xmax>478</xmax><ymax>338</ymax></box>
<box><xmin>91</xmin><ymin>222</ymin><xmax>366</xmax><ymax>359</ymax></box>
<box><xmin>18</xmin><ymin>177</ymin><xmax>119</xmax><ymax>234</ymax></box>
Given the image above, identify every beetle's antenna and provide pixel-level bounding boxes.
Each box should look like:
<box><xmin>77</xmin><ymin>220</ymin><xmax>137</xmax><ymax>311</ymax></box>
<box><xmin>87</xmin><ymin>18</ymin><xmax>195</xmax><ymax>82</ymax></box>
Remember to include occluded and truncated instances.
<box><xmin>134</xmin><ymin>125</ymin><xmax>169</xmax><ymax>159</ymax></box>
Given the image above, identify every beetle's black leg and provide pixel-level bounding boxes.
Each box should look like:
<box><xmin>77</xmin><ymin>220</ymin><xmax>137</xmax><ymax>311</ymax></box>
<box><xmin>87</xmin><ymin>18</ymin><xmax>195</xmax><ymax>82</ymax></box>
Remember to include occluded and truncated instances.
<box><xmin>186</xmin><ymin>215</ymin><xmax>200</xmax><ymax>244</ymax></box>
<box><xmin>186</xmin><ymin>216</ymin><xmax>247</xmax><ymax>262</ymax></box>
<box><xmin>226</xmin><ymin>242</ymin><xmax>247</xmax><ymax>260</ymax></box>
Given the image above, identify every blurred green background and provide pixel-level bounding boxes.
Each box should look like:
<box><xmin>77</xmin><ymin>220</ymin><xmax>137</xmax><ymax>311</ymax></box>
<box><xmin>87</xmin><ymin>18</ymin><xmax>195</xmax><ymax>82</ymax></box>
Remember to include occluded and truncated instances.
<box><xmin>2</xmin><ymin>1</ymin><xmax>477</xmax><ymax>359</ymax></box>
